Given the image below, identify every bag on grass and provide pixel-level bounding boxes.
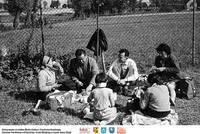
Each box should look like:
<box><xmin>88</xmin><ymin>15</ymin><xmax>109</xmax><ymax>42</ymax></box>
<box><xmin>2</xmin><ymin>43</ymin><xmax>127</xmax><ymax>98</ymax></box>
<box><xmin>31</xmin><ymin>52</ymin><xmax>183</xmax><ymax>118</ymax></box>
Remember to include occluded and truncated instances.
<box><xmin>176</xmin><ymin>77</ymin><xmax>196</xmax><ymax>100</ymax></box>
<box><xmin>46</xmin><ymin>91</ymin><xmax>73</xmax><ymax>111</ymax></box>
<box><xmin>126</xmin><ymin>98</ymin><xmax>140</xmax><ymax>112</ymax></box>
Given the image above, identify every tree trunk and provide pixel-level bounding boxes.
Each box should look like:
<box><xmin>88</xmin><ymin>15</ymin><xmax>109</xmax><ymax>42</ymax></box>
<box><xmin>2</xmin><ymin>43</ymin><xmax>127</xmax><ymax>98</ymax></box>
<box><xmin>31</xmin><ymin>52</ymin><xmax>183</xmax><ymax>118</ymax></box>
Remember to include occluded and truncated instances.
<box><xmin>13</xmin><ymin>10</ymin><xmax>21</xmax><ymax>29</ymax></box>
<box><xmin>25</xmin><ymin>9</ymin><xmax>32</xmax><ymax>28</ymax></box>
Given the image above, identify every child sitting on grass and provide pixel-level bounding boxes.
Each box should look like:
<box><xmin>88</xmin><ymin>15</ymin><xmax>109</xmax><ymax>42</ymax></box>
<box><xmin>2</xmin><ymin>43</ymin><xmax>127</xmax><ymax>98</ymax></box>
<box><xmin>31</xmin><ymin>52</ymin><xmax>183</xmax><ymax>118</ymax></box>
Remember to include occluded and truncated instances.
<box><xmin>139</xmin><ymin>73</ymin><xmax>171</xmax><ymax>118</ymax></box>
<box><xmin>87</xmin><ymin>72</ymin><xmax>118</xmax><ymax>125</ymax></box>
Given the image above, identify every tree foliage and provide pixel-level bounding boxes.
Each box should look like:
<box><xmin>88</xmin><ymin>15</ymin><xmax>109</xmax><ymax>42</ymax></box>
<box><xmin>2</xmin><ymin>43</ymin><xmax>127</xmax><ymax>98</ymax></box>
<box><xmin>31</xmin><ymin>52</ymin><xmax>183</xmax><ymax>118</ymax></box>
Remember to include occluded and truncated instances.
<box><xmin>71</xmin><ymin>0</ymin><xmax>190</xmax><ymax>18</ymax></box>
<box><xmin>5</xmin><ymin>0</ymin><xmax>40</xmax><ymax>28</ymax></box>
<box><xmin>71</xmin><ymin>0</ymin><xmax>138</xmax><ymax>18</ymax></box>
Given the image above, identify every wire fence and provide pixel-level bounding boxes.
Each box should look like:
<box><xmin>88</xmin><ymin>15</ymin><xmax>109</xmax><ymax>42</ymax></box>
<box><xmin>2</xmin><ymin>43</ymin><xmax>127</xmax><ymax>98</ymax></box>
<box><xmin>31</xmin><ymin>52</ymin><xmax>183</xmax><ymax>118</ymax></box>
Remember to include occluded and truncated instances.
<box><xmin>0</xmin><ymin>1</ymin><xmax>200</xmax><ymax>73</ymax></box>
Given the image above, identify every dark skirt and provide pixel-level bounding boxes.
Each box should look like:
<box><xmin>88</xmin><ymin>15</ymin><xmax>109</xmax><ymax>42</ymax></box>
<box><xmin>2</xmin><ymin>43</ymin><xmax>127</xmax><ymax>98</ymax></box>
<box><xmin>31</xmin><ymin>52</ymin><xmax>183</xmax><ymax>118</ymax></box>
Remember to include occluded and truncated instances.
<box><xmin>141</xmin><ymin>107</ymin><xmax>170</xmax><ymax>118</ymax></box>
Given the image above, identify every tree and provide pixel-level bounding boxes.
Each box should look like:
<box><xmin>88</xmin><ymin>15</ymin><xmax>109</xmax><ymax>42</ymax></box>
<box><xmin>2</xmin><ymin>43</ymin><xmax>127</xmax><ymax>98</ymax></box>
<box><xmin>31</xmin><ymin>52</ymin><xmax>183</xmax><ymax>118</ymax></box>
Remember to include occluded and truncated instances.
<box><xmin>72</xmin><ymin>0</ymin><xmax>93</xmax><ymax>18</ymax></box>
<box><xmin>5</xmin><ymin>0</ymin><xmax>41</xmax><ymax>29</ymax></box>
<box><xmin>128</xmin><ymin>0</ymin><xmax>137</xmax><ymax>11</ymax></box>
<box><xmin>43</xmin><ymin>0</ymin><xmax>48</xmax><ymax>9</ymax></box>
<box><xmin>50</xmin><ymin>0</ymin><xmax>60</xmax><ymax>8</ymax></box>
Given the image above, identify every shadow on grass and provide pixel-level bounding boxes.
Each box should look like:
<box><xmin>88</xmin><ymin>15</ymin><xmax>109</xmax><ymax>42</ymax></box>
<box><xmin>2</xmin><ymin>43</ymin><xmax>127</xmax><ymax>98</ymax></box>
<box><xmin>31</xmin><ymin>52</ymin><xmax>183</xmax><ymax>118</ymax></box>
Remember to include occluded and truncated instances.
<box><xmin>56</xmin><ymin>104</ymin><xmax>93</xmax><ymax>123</ymax></box>
<box><xmin>8</xmin><ymin>91</ymin><xmax>40</xmax><ymax>103</ymax></box>
<box><xmin>58</xmin><ymin>107</ymin><xmax>85</xmax><ymax>117</ymax></box>
<box><xmin>56</xmin><ymin>103</ymin><xmax>126</xmax><ymax>125</ymax></box>
<box><xmin>8</xmin><ymin>90</ymin><xmax>127</xmax><ymax>124</ymax></box>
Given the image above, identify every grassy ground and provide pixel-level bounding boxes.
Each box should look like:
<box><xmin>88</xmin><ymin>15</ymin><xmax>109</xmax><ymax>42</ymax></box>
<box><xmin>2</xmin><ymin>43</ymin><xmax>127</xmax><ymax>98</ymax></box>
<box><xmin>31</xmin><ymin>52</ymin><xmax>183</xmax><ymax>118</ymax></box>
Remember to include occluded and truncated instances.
<box><xmin>0</xmin><ymin>12</ymin><xmax>200</xmax><ymax>125</ymax></box>
<box><xmin>0</xmin><ymin>74</ymin><xmax>200</xmax><ymax>125</ymax></box>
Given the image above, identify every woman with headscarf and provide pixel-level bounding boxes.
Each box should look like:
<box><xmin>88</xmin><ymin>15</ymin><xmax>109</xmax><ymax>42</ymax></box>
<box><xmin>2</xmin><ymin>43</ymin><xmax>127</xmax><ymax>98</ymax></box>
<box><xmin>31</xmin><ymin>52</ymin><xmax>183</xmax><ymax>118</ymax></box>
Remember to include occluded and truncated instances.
<box><xmin>37</xmin><ymin>55</ymin><xmax>61</xmax><ymax>100</ymax></box>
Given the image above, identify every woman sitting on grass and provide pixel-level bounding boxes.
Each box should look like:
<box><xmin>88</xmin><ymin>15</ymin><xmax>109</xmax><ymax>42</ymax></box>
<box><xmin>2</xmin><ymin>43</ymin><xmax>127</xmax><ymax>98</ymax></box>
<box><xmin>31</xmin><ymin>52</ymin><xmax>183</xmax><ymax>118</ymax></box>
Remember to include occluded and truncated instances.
<box><xmin>150</xmin><ymin>43</ymin><xmax>181</xmax><ymax>106</ymax></box>
<box><xmin>38</xmin><ymin>55</ymin><xmax>61</xmax><ymax>101</ymax></box>
<box><xmin>139</xmin><ymin>73</ymin><xmax>171</xmax><ymax>118</ymax></box>
<box><xmin>87</xmin><ymin>72</ymin><xmax>117</xmax><ymax>125</ymax></box>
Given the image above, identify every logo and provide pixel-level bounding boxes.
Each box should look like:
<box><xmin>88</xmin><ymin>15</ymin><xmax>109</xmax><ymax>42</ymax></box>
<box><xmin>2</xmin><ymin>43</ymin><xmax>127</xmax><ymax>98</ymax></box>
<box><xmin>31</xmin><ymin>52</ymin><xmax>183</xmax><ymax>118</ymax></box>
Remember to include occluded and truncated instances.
<box><xmin>109</xmin><ymin>127</ymin><xmax>115</xmax><ymax>134</ymax></box>
<box><xmin>117</xmin><ymin>127</ymin><xmax>126</xmax><ymax>134</ymax></box>
<box><xmin>93</xmin><ymin>127</ymin><xmax>99</xmax><ymax>134</ymax></box>
<box><xmin>79</xmin><ymin>127</ymin><xmax>90</xmax><ymax>134</ymax></box>
<box><xmin>101</xmin><ymin>127</ymin><xmax>106</xmax><ymax>134</ymax></box>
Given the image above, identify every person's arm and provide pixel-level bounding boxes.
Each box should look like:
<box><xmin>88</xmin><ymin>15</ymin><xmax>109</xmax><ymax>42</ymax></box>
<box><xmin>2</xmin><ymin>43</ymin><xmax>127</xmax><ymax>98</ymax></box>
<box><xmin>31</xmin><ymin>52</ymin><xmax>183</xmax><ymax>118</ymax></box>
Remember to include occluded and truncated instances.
<box><xmin>154</xmin><ymin>55</ymin><xmax>180</xmax><ymax>73</ymax></box>
<box><xmin>154</xmin><ymin>55</ymin><xmax>163</xmax><ymax>67</ymax></box>
<box><xmin>69</xmin><ymin>59</ymin><xmax>80</xmax><ymax>82</ymax></box>
<box><xmin>53</xmin><ymin>61</ymin><xmax>64</xmax><ymax>75</ymax></box>
<box><xmin>139</xmin><ymin>89</ymin><xmax>149</xmax><ymax>110</ymax></box>
<box><xmin>109</xmin><ymin>90</ymin><xmax>115</xmax><ymax>107</ymax></box>
<box><xmin>107</xmin><ymin>60</ymin><xmax>120</xmax><ymax>82</ymax></box>
<box><xmin>87</xmin><ymin>91</ymin><xmax>94</xmax><ymax>104</ymax></box>
<box><xmin>125</xmin><ymin>59</ymin><xmax>139</xmax><ymax>82</ymax></box>
<box><xmin>38</xmin><ymin>71</ymin><xmax>58</xmax><ymax>92</ymax></box>
<box><xmin>69</xmin><ymin>59</ymin><xmax>84</xmax><ymax>87</ymax></box>
<box><xmin>89</xmin><ymin>58</ymin><xmax>99</xmax><ymax>86</ymax></box>
<box><xmin>164</xmin><ymin>55</ymin><xmax>180</xmax><ymax>73</ymax></box>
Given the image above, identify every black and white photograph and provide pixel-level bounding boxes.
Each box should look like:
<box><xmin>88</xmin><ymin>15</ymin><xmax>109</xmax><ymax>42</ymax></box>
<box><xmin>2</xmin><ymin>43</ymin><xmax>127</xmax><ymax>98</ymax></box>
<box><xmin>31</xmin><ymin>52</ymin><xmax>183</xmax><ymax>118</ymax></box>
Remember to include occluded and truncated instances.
<box><xmin>0</xmin><ymin>0</ymin><xmax>200</xmax><ymax>130</ymax></box>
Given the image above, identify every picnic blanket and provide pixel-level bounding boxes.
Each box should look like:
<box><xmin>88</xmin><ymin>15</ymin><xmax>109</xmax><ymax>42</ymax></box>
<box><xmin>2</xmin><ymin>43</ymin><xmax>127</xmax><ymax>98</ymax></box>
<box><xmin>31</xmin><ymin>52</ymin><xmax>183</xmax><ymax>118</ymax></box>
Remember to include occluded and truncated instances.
<box><xmin>122</xmin><ymin>109</ymin><xmax>178</xmax><ymax>125</ymax></box>
<box><xmin>83</xmin><ymin>111</ymin><xmax>118</xmax><ymax>125</ymax></box>
<box><xmin>46</xmin><ymin>90</ymin><xmax>91</xmax><ymax>111</ymax></box>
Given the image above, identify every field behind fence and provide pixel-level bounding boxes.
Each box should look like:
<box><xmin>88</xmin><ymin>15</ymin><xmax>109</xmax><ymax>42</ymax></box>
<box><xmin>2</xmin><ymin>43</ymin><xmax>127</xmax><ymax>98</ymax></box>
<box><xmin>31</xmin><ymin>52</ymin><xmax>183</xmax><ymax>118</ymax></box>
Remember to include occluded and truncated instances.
<box><xmin>1</xmin><ymin>11</ymin><xmax>200</xmax><ymax>72</ymax></box>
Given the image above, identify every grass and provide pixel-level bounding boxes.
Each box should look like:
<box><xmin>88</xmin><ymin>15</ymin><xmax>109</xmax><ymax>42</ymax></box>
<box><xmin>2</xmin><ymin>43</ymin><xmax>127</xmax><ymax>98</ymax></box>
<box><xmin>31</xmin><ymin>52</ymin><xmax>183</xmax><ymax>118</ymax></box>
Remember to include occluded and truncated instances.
<box><xmin>0</xmin><ymin>75</ymin><xmax>200</xmax><ymax>125</ymax></box>
<box><xmin>0</xmin><ymin>12</ymin><xmax>200</xmax><ymax>125</ymax></box>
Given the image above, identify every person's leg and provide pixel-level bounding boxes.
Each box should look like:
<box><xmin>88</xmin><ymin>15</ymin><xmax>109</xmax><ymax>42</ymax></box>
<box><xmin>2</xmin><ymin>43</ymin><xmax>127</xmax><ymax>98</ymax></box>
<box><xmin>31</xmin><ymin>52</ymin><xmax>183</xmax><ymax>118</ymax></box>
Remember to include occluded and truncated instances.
<box><xmin>100</xmin><ymin>107</ymin><xmax>117</xmax><ymax>124</ymax></box>
<box><xmin>123</xmin><ymin>81</ymin><xmax>136</xmax><ymax>96</ymax></box>
<box><xmin>93</xmin><ymin>109</ymin><xmax>102</xmax><ymax>125</ymax></box>
<box><xmin>57</xmin><ymin>75</ymin><xmax>78</xmax><ymax>92</ymax></box>
<box><xmin>166</xmin><ymin>81</ymin><xmax>176</xmax><ymax>106</ymax></box>
<box><xmin>141</xmin><ymin>107</ymin><xmax>170</xmax><ymax>118</ymax></box>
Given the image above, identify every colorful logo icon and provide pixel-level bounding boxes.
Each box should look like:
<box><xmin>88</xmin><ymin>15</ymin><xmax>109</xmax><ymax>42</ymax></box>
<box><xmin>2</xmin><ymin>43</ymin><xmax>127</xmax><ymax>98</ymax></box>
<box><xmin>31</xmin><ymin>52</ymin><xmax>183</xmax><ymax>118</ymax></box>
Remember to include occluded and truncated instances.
<box><xmin>117</xmin><ymin>127</ymin><xmax>126</xmax><ymax>134</ymax></box>
<box><xmin>101</xmin><ymin>127</ymin><xmax>106</xmax><ymax>134</ymax></box>
<box><xmin>109</xmin><ymin>127</ymin><xmax>115</xmax><ymax>134</ymax></box>
<box><xmin>93</xmin><ymin>127</ymin><xmax>99</xmax><ymax>134</ymax></box>
<box><xmin>79</xmin><ymin>127</ymin><xmax>90</xmax><ymax>134</ymax></box>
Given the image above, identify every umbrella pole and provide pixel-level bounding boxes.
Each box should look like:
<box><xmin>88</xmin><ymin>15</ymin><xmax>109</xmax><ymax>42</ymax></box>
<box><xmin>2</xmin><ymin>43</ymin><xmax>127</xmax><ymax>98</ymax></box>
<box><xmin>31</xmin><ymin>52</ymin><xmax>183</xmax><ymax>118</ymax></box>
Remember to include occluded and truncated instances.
<box><xmin>96</xmin><ymin>2</ymin><xmax>99</xmax><ymax>61</ymax></box>
<box><xmin>97</xmin><ymin>1</ymin><xmax>106</xmax><ymax>73</ymax></box>
<box><xmin>101</xmin><ymin>52</ymin><xmax>106</xmax><ymax>73</ymax></box>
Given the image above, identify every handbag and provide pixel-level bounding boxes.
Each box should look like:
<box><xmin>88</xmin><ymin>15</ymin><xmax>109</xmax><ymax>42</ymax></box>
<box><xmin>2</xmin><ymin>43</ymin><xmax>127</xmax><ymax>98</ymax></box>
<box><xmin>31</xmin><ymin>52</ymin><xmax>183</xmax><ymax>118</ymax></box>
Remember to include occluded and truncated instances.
<box><xmin>176</xmin><ymin>77</ymin><xmax>196</xmax><ymax>100</ymax></box>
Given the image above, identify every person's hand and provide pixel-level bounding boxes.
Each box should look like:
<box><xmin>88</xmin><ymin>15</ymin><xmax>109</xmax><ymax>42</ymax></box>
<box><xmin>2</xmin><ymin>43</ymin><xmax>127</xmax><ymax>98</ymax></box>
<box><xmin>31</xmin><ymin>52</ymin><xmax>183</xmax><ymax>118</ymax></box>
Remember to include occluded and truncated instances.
<box><xmin>117</xmin><ymin>79</ymin><xmax>121</xmax><ymax>85</ymax></box>
<box><xmin>86</xmin><ymin>84</ymin><xmax>93</xmax><ymax>93</ymax></box>
<box><xmin>135</xmin><ymin>89</ymin><xmax>144</xmax><ymax>99</ymax></box>
<box><xmin>76</xmin><ymin>80</ymin><xmax>83</xmax><ymax>87</ymax></box>
<box><xmin>51</xmin><ymin>83</ymin><xmax>62</xmax><ymax>91</ymax></box>
<box><xmin>157</xmin><ymin>67</ymin><xmax>166</xmax><ymax>72</ymax></box>
<box><xmin>52</xmin><ymin>83</ymin><xmax>61</xmax><ymax>88</ymax></box>
<box><xmin>72</xmin><ymin>77</ymin><xmax>83</xmax><ymax>87</ymax></box>
<box><xmin>149</xmin><ymin>66</ymin><xmax>158</xmax><ymax>73</ymax></box>
<box><xmin>72</xmin><ymin>77</ymin><xmax>78</xmax><ymax>82</ymax></box>
<box><xmin>119</xmin><ymin>79</ymin><xmax>126</xmax><ymax>85</ymax></box>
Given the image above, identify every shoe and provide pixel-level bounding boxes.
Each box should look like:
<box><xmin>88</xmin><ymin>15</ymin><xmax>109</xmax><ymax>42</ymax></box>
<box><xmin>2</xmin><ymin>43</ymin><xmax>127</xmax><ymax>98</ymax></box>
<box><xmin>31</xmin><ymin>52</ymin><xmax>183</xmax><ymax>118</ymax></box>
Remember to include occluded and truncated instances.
<box><xmin>170</xmin><ymin>99</ymin><xmax>175</xmax><ymax>107</ymax></box>
<box><xmin>94</xmin><ymin>120</ymin><xmax>100</xmax><ymax>125</ymax></box>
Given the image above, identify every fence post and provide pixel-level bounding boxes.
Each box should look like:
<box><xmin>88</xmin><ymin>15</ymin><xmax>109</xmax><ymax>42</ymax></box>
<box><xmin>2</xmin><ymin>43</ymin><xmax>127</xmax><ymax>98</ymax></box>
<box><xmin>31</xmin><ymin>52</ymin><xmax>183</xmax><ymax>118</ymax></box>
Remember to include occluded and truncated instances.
<box><xmin>40</xmin><ymin>2</ymin><xmax>45</xmax><ymax>57</ymax></box>
<box><xmin>192</xmin><ymin>0</ymin><xmax>196</xmax><ymax>66</ymax></box>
